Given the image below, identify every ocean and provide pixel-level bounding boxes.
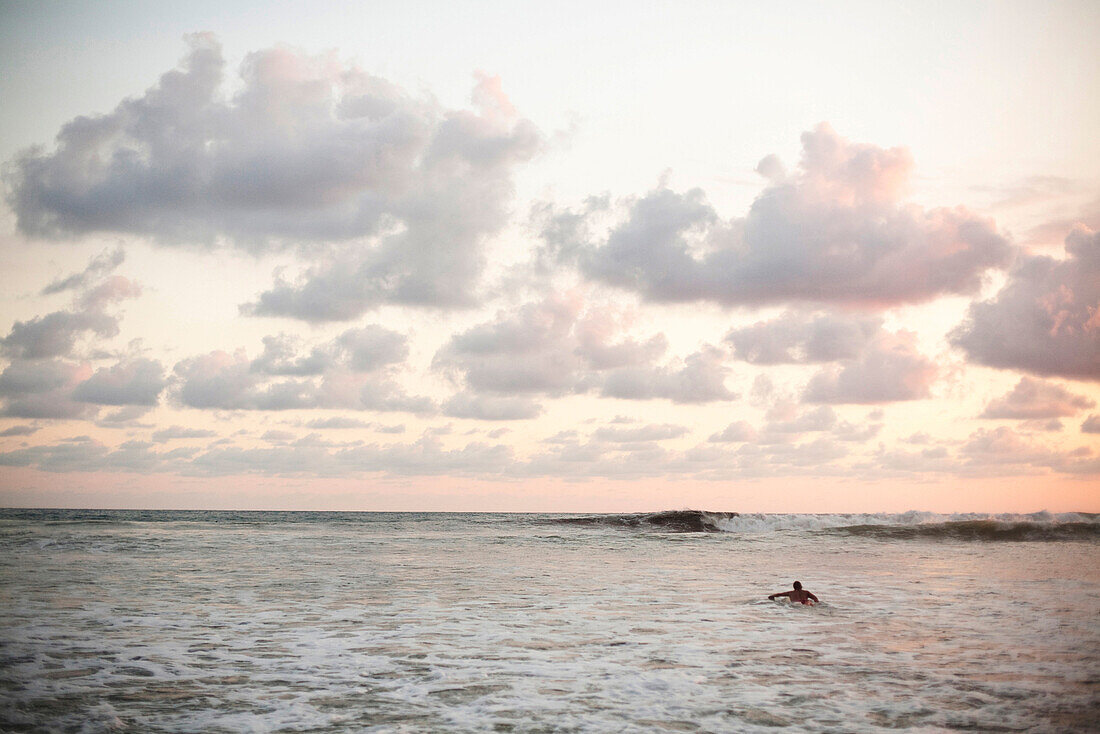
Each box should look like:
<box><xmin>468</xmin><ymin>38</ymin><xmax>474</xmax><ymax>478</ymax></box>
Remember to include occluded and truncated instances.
<box><xmin>1</xmin><ymin>509</ymin><xmax>1098</xmax><ymax>732</ymax></box>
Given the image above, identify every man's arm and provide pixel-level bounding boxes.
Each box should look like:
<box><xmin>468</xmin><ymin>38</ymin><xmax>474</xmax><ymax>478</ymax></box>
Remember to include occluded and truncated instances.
<box><xmin>768</xmin><ymin>591</ymin><xmax>792</xmax><ymax>600</ymax></box>
<box><xmin>807</xmin><ymin>592</ymin><xmax>819</xmax><ymax>603</ymax></box>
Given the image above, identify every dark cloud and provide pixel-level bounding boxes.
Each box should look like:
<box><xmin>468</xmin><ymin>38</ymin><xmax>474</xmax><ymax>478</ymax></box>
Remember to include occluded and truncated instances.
<box><xmin>951</xmin><ymin>227</ymin><xmax>1100</xmax><ymax>381</ymax></box>
<box><xmin>71</xmin><ymin>358</ymin><xmax>166</xmax><ymax>406</ymax></box>
<box><xmin>1081</xmin><ymin>415</ymin><xmax>1100</xmax><ymax>434</ymax></box>
<box><xmin>980</xmin><ymin>376</ymin><xmax>1095</xmax><ymax>419</ymax></box>
<box><xmin>542</xmin><ymin>124</ymin><xmax>1010</xmax><ymax>307</ymax></box>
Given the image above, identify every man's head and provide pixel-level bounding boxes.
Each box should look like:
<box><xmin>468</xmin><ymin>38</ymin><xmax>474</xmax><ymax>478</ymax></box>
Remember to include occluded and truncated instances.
<box><xmin>793</xmin><ymin>581</ymin><xmax>802</xmax><ymax>590</ymax></box>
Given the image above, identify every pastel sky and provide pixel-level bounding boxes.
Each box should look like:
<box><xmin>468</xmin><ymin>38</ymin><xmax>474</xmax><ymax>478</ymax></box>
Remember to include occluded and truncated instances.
<box><xmin>1</xmin><ymin>1</ymin><xmax>1098</xmax><ymax>512</ymax></box>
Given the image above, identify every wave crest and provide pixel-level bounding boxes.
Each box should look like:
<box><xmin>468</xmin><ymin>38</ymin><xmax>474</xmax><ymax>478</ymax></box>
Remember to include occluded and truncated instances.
<box><xmin>552</xmin><ymin>510</ymin><xmax>1100</xmax><ymax>540</ymax></box>
<box><xmin>554</xmin><ymin>510</ymin><xmax>737</xmax><ymax>533</ymax></box>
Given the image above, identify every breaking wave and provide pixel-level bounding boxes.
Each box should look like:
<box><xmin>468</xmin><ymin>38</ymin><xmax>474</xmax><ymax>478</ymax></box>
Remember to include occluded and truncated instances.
<box><xmin>551</xmin><ymin>510</ymin><xmax>1100</xmax><ymax>540</ymax></box>
<box><xmin>553</xmin><ymin>510</ymin><xmax>738</xmax><ymax>533</ymax></box>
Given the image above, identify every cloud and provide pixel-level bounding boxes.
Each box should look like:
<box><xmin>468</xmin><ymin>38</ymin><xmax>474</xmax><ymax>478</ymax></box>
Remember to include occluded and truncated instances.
<box><xmin>3</xmin><ymin>248</ymin><xmax>137</xmax><ymax>362</ymax></box>
<box><xmin>1081</xmin><ymin>415</ymin><xmax>1100</xmax><ymax>434</ymax></box>
<box><xmin>71</xmin><ymin>358</ymin><xmax>166</xmax><ymax>406</ymax></box>
<box><xmin>599</xmin><ymin>346</ymin><xmax>736</xmax><ymax>403</ymax></box>
<box><xmin>249</xmin><ymin>326</ymin><xmax>407</xmax><ymax>377</ymax></box>
<box><xmin>41</xmin><ymin>247</ymin><xmax>126</xmax><ymax>295</ymax></box>
<box><xmin>304</xmin><ymin>417</ymin><xmax>373</xmax><ymax>430</ymax></box>
<box><xmin>96</xmin><ymin>405</ymin><xmax>155</xmax><ymax>426</ymax></box>
<box><xmin>980</xmin><ymin>376</ymin><xmax>1095</xmax><ymax>419</ymax></box>
<box><xmin>0</xmin><ymin>248</ymin><xmax>147</xmax><ymax>420</ymax></box>
<box><xmin>152</xmin><ymin>426</ymin><xmax>218</xmax><ymax>443</ymax></box>
<box><xmin>442</xmin><ymin>392</ymin><xmax>543</xmax><ymax>421</ymax></box>
<box><xmin>0</xmin><ymin>425</ymin><xmax>38</xmax><ymax>437</ymax></box>
<box><xmin>764</xmin><ymin>405</ymin><xmax>838</xmax><ymax>435</ymax></box>
<box><xmin>543</xmin><ymin>124</ymin><xmax>1011</xmax><ymax>307</ymax></box>
<box><xmin>960</xmin><ymin>426</ymin><xmax>1057</xmax><ymax>467</ymax></box>
<box><xmin>592</xmin><ymin>424</ymin><xmax>688</xmax><ymax>442</ymax></box>
<box><xmin>0</xmin><ymin>359</ymin><xmax>94</xmax><ymax>419</ymax></box>
<box><xmin>434</xmin><ymin>294</ymin><xmax>731</xmax><ymax>416</ymax></box>
<box><xmin>172</xmin><ymin>325</ymin><xmax>432</xmax><ymax>413</ymax></box>
<box><xmin>727</xmin><ymin>312</ymin><xmax>881</xmax><ymax>364</ymax></box>
<box><xmin>435</xmin><ymin>296</ymin><xmax>588</xmax><ymax>395</ymax></box>
<box><xmin>336</xmin><ymin>326</ymin><xmax>410</xmax><ymax>372</ymax></box>
<box><xmin>1</xmin><ymin>310</ymin><xmax>121</xmax><ymax>360</ymax></box>
<box><xmin>708</xmin><ymin>420</ymin><xmax>757</xmax><ymax>443</ymax></box>
<box><xmin>802</xmin><ymin>330</ymin><xmax>937</xmax><ymax>404</ymax></box>
<box><xmin>832</xmin><ymin>416</ymin><xmax>884</xmax><ymax>442</ymax></box>
<box><xmin>951</xmin><ymin>226</ymin><xmax>1100</xmax><ymax>381</ymax></box>
<box><xmin>8</xmin><ymin>36</ymin><xmax>540</xmax><ymax>320</ymax></box>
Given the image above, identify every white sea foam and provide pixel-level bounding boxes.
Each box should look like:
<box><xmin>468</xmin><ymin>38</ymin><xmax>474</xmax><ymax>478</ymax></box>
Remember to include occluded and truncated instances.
<box><xmin>713</xmin><ymin>510</ymin><xmax>1098</xmax><ymax>533</ymax></box>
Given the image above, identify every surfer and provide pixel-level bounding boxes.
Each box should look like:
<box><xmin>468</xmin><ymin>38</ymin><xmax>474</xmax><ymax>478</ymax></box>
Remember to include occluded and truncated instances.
<box><xmin>768</xmin><ymin>581</ymin><xmax>818</xmax><ymax>605</ymax></box>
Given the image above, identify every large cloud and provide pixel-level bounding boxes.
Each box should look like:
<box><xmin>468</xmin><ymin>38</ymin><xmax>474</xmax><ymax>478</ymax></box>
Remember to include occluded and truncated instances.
<box><xmin>541</xmin><ymin>124</ymin><xmax>1011</xmax><ymax>307</ymax></box>
<box><xmin>172</xmin><ymin>326</ymin><xmax>432</xmax><ymax>413</ymax></box>
<box><xmin>7</xmin><ymin>35</ymin><xmax>541</xmax><ymax>319</ymax></box>
<box><xmin>951</xmin><ymin>226</ymin><xmax>1100</xmax><ymax>381</ymax></box>
<box><xmin>433</xmin><ymin>295</ymin><xmax>735</xmax><ymax>417</ymax></box>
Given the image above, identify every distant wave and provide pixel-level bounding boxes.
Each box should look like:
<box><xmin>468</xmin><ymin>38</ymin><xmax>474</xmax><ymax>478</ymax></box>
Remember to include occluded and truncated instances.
<box><xmin>553</xmin><ymin>510</ymin><xmax>738</xmax><ymax>533</ymax></box>
<box><xmin>832</xmin><ymin>519</ymin><xmax>1100</xmax><ymax>542</ymax></box>
<box><xmin>551</xmin><ymin>510</ymin><xmax>1100</xmax><ymax>540</ymax></box>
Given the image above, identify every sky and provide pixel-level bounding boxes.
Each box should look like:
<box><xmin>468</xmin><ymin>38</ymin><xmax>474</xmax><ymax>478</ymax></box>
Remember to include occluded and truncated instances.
<box><xmin>0</xmin><ymin>0</ymin><xmax>1098</xmax><ymax>512</ymax></box>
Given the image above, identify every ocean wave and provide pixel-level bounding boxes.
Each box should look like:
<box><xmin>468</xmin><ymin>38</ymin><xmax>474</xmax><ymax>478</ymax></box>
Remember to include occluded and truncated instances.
<box><xmin>553</xmin><ymin>510</ymin><xmax>738</xmax><ymax>533</ymax></box>
<box><xmin>551</xmin><ymin>510</ymin><xmax>1100</xmax><ymax>540</ymax></box>
<box><xmin>832</xmin><ymin>519</ymin><xmax>1100</xmax><ymax>541</ymax></box>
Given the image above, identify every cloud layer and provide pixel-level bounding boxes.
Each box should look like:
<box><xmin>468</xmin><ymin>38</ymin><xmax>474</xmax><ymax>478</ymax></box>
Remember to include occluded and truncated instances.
<box><xmin>2</xmin><ymin>32</ymin><xmax>1097</xmax><ymax>497</ymax></box>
